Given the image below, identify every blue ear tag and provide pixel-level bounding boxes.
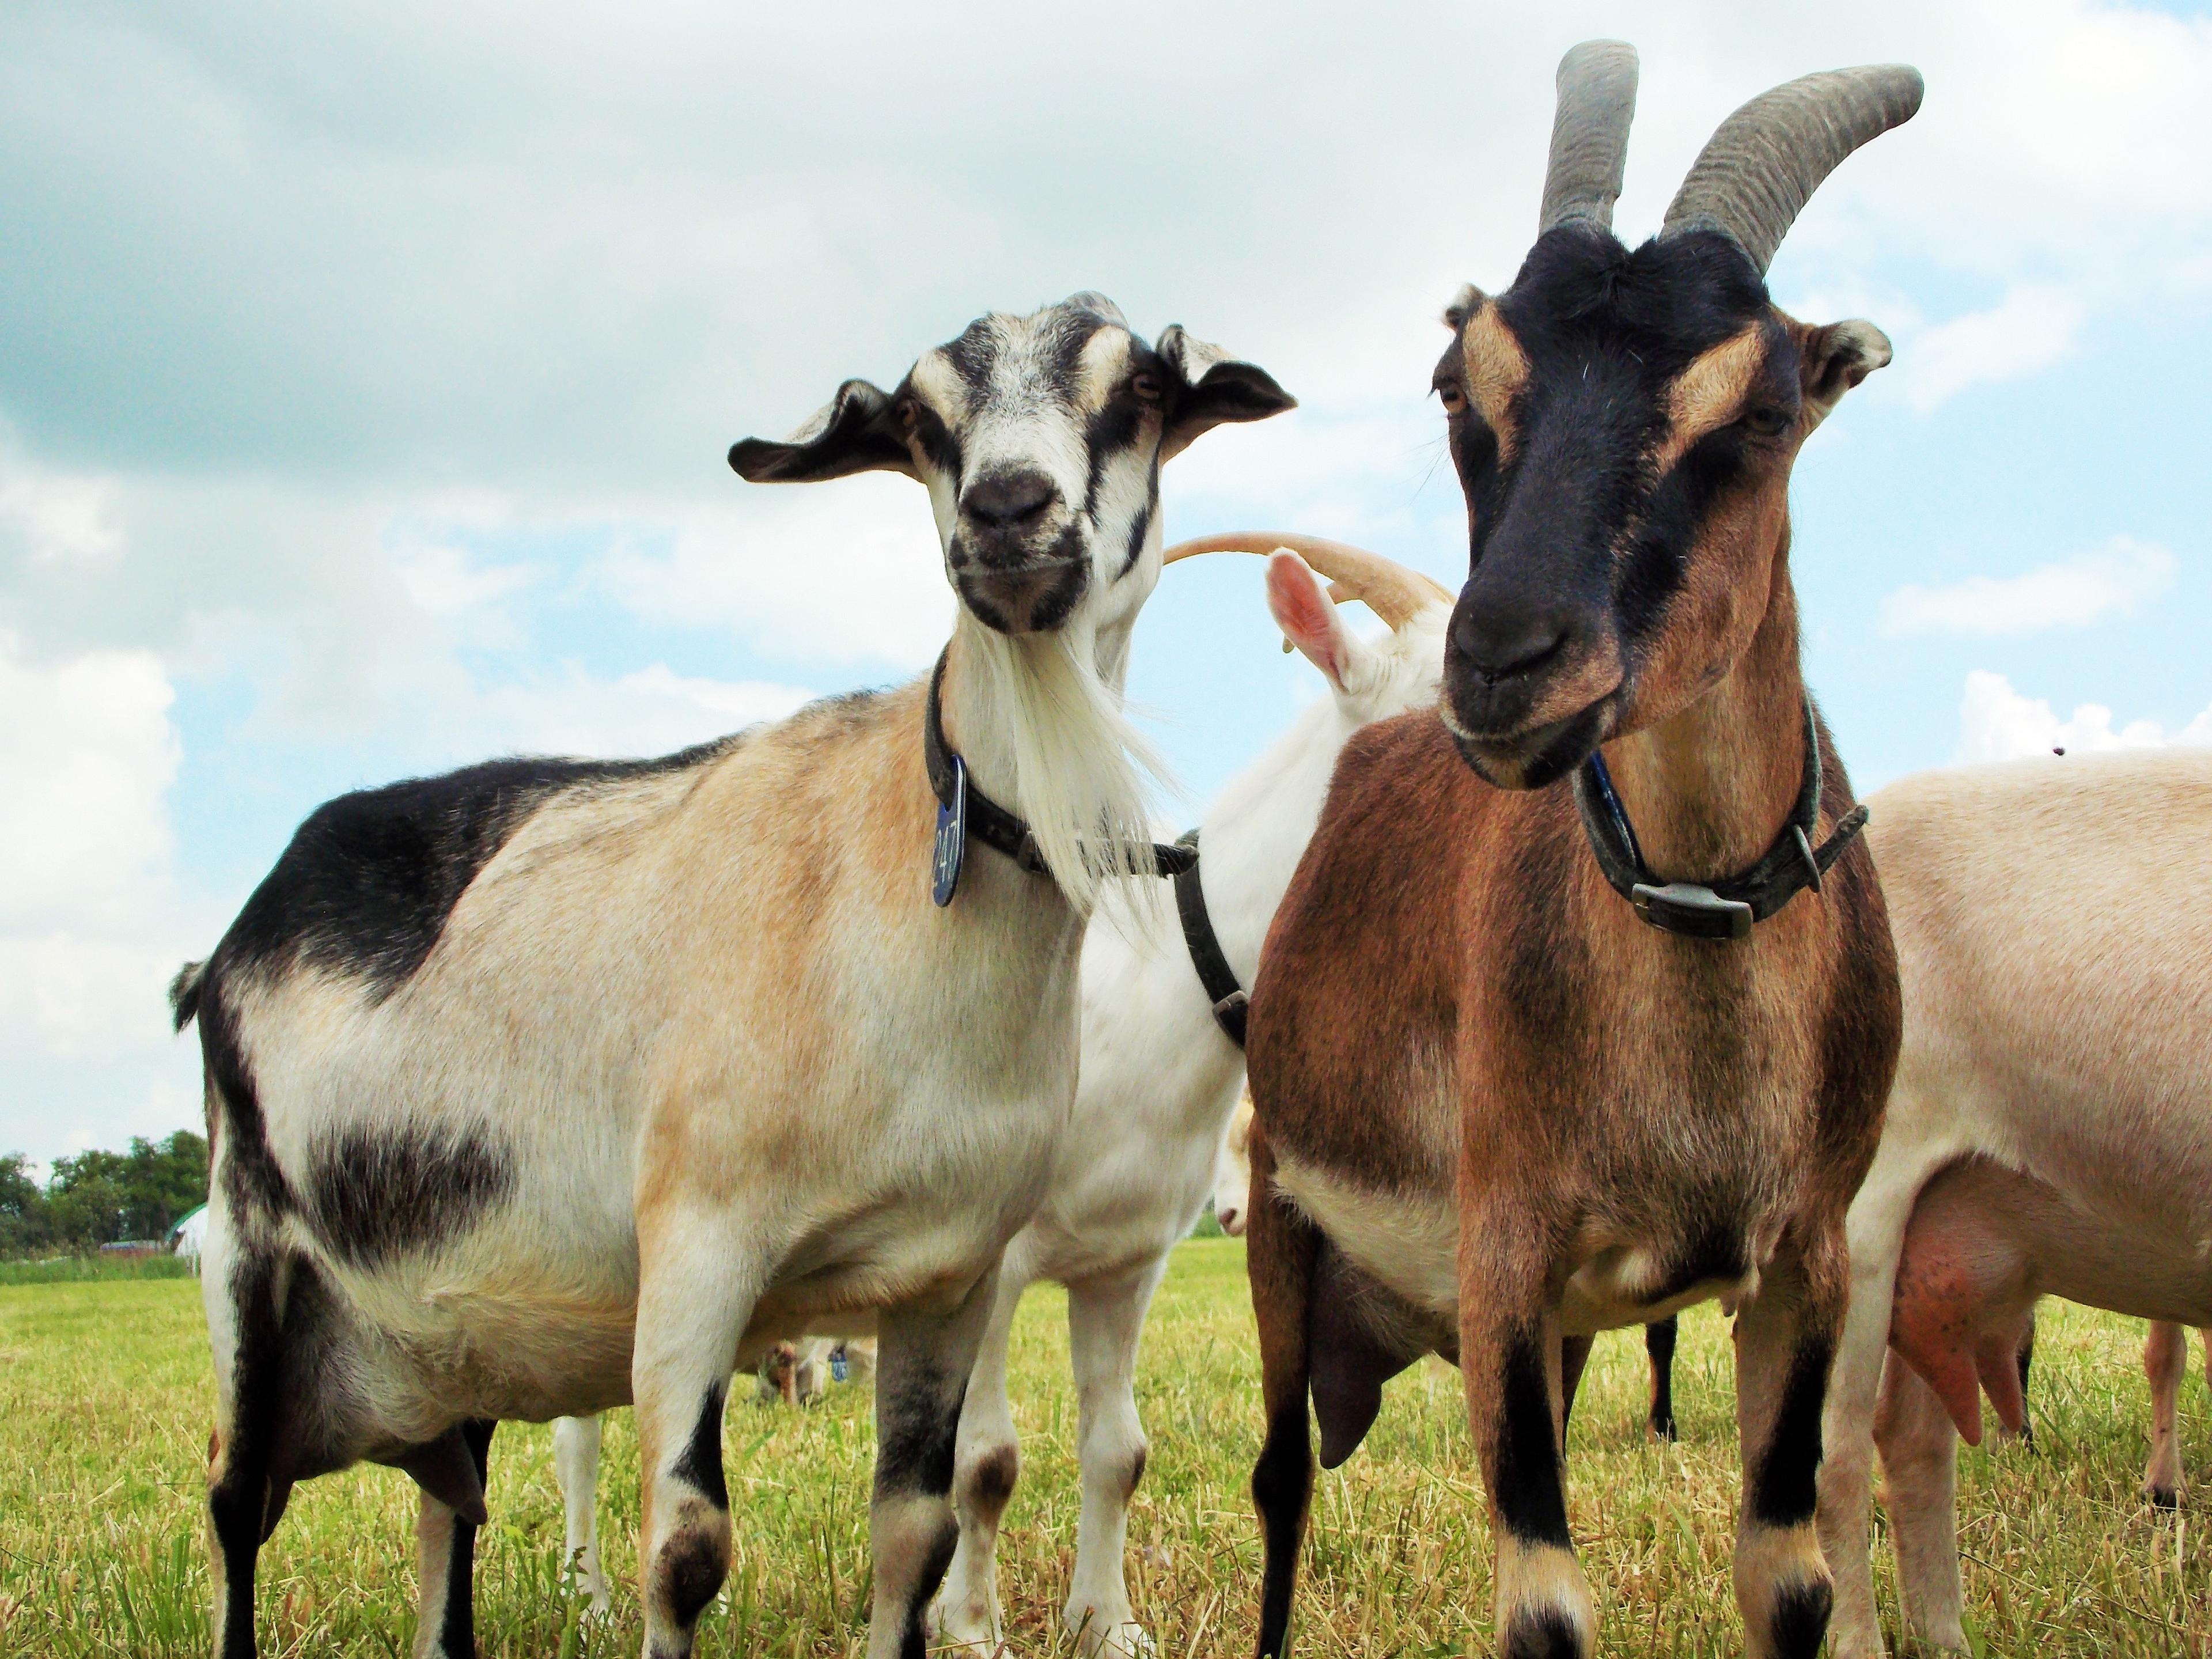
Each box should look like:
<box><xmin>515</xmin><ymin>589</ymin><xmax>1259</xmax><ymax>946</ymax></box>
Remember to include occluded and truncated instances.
<box><xmin>932</xmin><ymin>754</ymin><xmax>967</xmax><ymax>907</ymax></box>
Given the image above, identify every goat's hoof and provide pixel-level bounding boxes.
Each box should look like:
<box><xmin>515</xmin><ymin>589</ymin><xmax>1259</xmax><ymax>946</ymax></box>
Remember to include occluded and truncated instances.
<box><xmin>2147</xmin><ymin>1483</ymin><xmax>2183</xmax><ymax>1510</ymax></box>
<box><xmin>1070</xmin><ymin>1614</ymin><xmax>1156</xmax><ymax>1659</ymax></box>
<box><xmin>930</xmin><ymin>1594</ymin><xmax>1003</xmax><ymax>1657</ymax></box>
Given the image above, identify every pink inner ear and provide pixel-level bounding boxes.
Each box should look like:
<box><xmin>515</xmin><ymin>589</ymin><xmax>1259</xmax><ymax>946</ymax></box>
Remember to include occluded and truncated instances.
<box><xmin>1265</xmin><ymin>552</ymin><xmax>1346</xmax><ymax>689</ymax></box>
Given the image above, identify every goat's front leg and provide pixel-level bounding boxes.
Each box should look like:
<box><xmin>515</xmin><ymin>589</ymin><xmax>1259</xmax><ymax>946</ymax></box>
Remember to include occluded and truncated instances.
<box><xmin>1646</xmin><ymin>1316</ymin><xmax>1681</xmax><ymax>1441</ymax></box>
<box><xmin>414</xmin><ymin>1419</ymin><xmax>496</xmax><ymax>1659</ymax></box>
<box><xmin>2146</xmin><ymin>1320</ymin><xmax>2189</xmax><ymax>1507</ymax></box>
<box><xmin>933</xmin><ymin>1259</ymin><xmax>1031</xmax><ymax>1656</ymax></box>
<box><xmin>632</xmin><ymin>1213</ymin><xmax>764</xmax><ymax>1659</ymax></box>
<box><xmin>1063</xmin><ymin>1257</ymin><xmax>1170</xmax><ymax>1657</ymax></box>
<box><xmin>1246</xmin><ymin>1125</ymin><xmax>1319</xmax><ymax>1659</ymax></box>
<box><xmin>1732</xmin><ymin>1237</ymin><xmax>1846</xmax><ymax>1659</ymax></box>
<box><xmin>1460</xmin><ymin>1218</ymin><xmax>1590</xmax><ymax>1659</ymax></box>
<box><xmin>870</xmin><ymin>1264</ymin><xmax>1002</xmax><ymax>1659</ymax></box>
<box><xmin>552</xmin><ymin>1415</ymin><xmax>611</xmax><ymax>1614</ymax></box>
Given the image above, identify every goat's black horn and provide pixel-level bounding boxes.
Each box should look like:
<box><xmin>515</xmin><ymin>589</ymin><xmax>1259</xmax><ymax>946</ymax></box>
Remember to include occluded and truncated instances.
<box><xmin>1537</xmin><ymin>40</ymin><xmax>1641</xmax><ymax>237</ymax></box>
<box><xmin>1661</xmin><ymin>64</ymin><xmax>1923</xmax><ymax>274</ymax></box>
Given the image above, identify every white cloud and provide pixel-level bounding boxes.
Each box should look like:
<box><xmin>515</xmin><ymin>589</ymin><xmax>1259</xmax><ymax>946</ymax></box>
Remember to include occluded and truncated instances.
<box><xmin>1880</xmin><ymin>536</ymin><xmax>2175</xmax><ymax>636</ymax></box>
<box><xmin>1956</xmin><ymin>669</ymin><xmax>2212</xmax><ymax>763</ymax></box>
<box><xmin>1888</xmin><ymin>283</ymin><xmax>2085</xmax><ymax>412</ymax></box>
<box><xmin>468</xmin><ymin>662</ymin><xmax>815</xmax><ymax>761</ymax></box>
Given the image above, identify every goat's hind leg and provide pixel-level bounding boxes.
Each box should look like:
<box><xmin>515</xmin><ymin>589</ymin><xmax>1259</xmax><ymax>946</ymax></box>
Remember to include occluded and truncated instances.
<box><xmin>1732</xmin><ymin>1238</ymin><xmax>1845</xmax><ymax>1659</ymax></box>
<box><xmin>1063</xmin><ymin>1257</ymin><xmax>1171</xmax><ymax>1657</ymax></box>
<box><xmin>1460</xmin><ymin>1215</ymin><xmax>1592</xmax><ymax>1659</ymax></box>
<box><xmin>413</xmin><ymin>1419</ymin><xmax>496</xmax><ymax>1659</ymax></box>
<box><xmin>933</xmin><ymin>1260</ymin><xmax>1031</xmax><ymax>1655</ymax></box>
<box><xmin>204</xmin><ymin>1237</ymin><xmax>283</xmax><ymax>1659</ymax></box>
<box><xmin>552</xmin><ymin>1415</ymin><xmax>612</xmax><ymax>1612</ymax></box>
<box><xmin>868</xmin><ymin>1265</ymin><xmax>1002</xmax><ymax>1659</ymax></box>
<box><xmin>2145</xmin><ymin>1320</ymin><xmax>2188</xmax><ymax>1506</ymax></box>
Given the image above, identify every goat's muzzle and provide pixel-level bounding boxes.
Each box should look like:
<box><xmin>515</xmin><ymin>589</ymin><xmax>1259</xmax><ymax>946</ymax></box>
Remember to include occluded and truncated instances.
<box><xmin>950</xmin><ymin>517</ymin><xmax>1090</xmax><ymax>634</ymax></box>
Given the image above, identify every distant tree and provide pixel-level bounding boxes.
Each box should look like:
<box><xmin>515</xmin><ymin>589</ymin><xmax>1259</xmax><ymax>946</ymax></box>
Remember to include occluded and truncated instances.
<box><xmin>44</xmin><ymin>1131</ymin><xmax>208</xmax><ymax>1246</ymax></box>
<box><xmin>0</xmin><ymin>1153</ymin><xmax>50</xmax><ymax>1251</ymax></box>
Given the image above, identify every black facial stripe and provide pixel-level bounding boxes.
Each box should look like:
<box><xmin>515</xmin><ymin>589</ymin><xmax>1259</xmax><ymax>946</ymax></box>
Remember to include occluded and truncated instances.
<box><xmin>907</xmin><ymin>400</ymin><xmax>963</xmax><ymax>488</ymax></box>
<box><xmin>943</xmin><ymin>320</ymin><xmax>999</xmax><ymax>399</ymax></box>
<box><xmin>1027</xmin><ymin>550</ymin><xmax>1090</xmax><ymax>632</ymax></box>
<box><xmin>1119</xmin><ymin>495</ymin><xmax>1154</xmax><ymax>579</ymax></box>
<box><xmin>1082</xmin><ymin>395</ymin><xmax>1147</xmax><ymax>520</ymax></box>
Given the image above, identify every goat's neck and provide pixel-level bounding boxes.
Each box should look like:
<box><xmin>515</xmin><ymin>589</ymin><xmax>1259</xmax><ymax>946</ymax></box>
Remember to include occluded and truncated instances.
<box><xmin>935</xmin><ymin>609</ymin><xmax>1136</xmax><ymax>820</ymax></box>
<box><xmin>1197</xmin><ymin>699</ymin><xmax>1357</xmax><ymax>976</ymax></box>
<box><xmin>1597</xmin><ymin>554</ymin><xmax>1806</xmax><ymax>884</ymax></box>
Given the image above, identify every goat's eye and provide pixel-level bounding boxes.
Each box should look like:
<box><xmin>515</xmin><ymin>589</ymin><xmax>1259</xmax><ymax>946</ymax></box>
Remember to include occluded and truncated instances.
<box><xmin>1435</xmin><ymin>381</ymin><xmax>1467</xmax><ymax>415</ymax></box>
<box><xmin>1739</xmin><ymin>407</ymin><xmax>1790</xmax><ymax>439</ymax></box>
<box><xmin>1131</xmin><ymin>372</ymin><xmax>1164</xmax><ymax>404</ymax></box>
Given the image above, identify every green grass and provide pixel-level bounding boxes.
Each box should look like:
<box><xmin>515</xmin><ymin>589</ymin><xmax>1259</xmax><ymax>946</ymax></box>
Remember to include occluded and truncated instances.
<box><xmin>0</xmin><ymin>1240</ymin><xmax>2203</xmax><ymax>1655</ymax></box>
<box><xmin>0</xmin><ymin>1252</ymin><xmax>196</xmax><ymax>1285</ymax></box>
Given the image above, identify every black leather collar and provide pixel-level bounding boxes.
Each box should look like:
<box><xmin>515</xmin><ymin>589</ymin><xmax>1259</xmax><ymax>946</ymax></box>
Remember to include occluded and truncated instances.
<box><xmin>1569</xmin><ymin>696</ymin><xmax>1868</xmax><ymax>942</ymax></box>
<box><xmin>923</xmin><ymin>649</ymin><xmax>1195</xmax><ymax>906</ymax></box>
<box><xmin>1172</xmin><ymin>828</ymin><xmax>1248</xmax><ymax>1046</ymax></box>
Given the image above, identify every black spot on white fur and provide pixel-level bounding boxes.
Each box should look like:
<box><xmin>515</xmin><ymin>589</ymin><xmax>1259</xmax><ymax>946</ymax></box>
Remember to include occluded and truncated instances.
<box><xmin>206</xmin><ymin>739</ymin><xmax>744</xmax><ymax>1006</ymax></box>
<box><xmin>305</xmin><ymin>1127</ymin><xmax>514</xmax><ymax>1270</ymax></box>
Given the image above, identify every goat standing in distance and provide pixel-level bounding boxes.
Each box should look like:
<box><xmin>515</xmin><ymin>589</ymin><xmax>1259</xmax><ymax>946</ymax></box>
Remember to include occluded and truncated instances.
<box><xmin>172</xmin><ymin>291</ymin><xmax>1291</xmax><ymax>1659</ymax></box>
<box><xmin>1241</xmin><ymin>42</ymin><xmax>1915</xmax><ymax>1659</ymax></box>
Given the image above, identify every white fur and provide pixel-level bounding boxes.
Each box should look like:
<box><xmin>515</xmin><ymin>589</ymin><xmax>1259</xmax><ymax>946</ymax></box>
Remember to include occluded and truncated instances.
<box><xmin>1818</xmin><ymin>749</ymin><xmax>2212</xmax><ymax>1658</ymax></box>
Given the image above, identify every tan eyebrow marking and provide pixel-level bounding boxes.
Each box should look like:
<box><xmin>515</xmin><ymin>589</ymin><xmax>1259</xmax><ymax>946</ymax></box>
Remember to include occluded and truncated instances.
<box><xmin>1460</xmin><ymin>305</ymin><xmax>1529</xmax><ymax>465</ymax></box>
<box><xmin>1650</xmin><ymin>323</ymin><xmax>1769</xmax><ymax>476</ymax></box>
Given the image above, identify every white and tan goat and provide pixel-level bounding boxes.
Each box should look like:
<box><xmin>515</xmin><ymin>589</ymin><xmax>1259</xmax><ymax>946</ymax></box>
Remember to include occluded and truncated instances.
<box><xmin>547</xmin><ymin>539</ymin><xmax>1450</xmax><ymax>1656</ymax></box>
<box><xmin>1817</xmin><ymin>749</ymin><xmax>2212</xmax><ymax>1657</ymax></box>
<box><xmin>174</xmin><ymin>292</ymin><xmax>1291</xmax><ymax>1659</ymax></box>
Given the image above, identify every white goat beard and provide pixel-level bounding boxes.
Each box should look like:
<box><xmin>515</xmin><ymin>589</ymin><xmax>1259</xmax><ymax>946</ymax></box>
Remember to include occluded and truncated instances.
<box><xmin>960</xmin><ymin>616</ymin><xmax>1169</xmax><ymax>918</ymax></box>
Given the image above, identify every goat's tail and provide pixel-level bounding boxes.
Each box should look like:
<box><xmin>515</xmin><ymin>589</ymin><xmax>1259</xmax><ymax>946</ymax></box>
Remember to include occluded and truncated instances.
<box><xmin>169</xmin><ymin>960</ymin><xmax>207</xmax><ymax>1031</ymax></box>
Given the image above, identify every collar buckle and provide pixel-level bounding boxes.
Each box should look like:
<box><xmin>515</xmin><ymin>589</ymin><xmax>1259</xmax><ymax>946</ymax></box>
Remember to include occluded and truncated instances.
<box><xmin>1631</xmin><ymin>881</ymin><xmax>1755</xmax><ymax>941</ymax></box>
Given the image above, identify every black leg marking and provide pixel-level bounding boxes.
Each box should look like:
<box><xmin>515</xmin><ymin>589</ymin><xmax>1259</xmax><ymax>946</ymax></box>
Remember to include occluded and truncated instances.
<box><xmin>2016</xmin><ymin>1321</ymin><xmax>2037</xmax><ymax>1449</ymax></box>
<box><xmin>967</xmin><ymin>1442</ymin><xmax>1018</xmax><ymax>1511</ymax></box>
<box><xmin>1749</xmin><ymin>1337</ymin><xmax>1832</xmax><ymax>1529</ymax></box>
<box><xmin>210</xmin><ymin>1255</ymin><xmax>282</xmax><ymax>1659</ymax></box>
<box><xmin>1252</xmin><ymin>1404</ymin><xmax>1313</xmax><ymax>1659</ymax></box>
<box><xmin>671</xmin><ymin>1383</ymin><xmax>729</xmax><ymax>1511</ymax></box>
<box><xmin>899</xmin><ymin>1516</ymin><xmax>961</xmax><ymax>1659</ymax></box>
<box><xmin>873</xmin><ymin>1376</ymin><xmax>965</xmax><ymax>1501</ymax></box>
<box><xmin>1495</xmin><ymin>1332</ymin><xmax>1571</xmax><ymax>1547</ymax></box>
<box><xmin>435</xmin><ymin>1419</ymin><xmax>496</xmax><ymax>1659</ymax></box>
<box><xmin>1646</xmin><ymin>1316</ymin><xmax>1680</xmax><ymax>1441</ymax></box>
<box><xmin>661</xmin><ymin>1529</ymin><xmax>728</xmax><ymax>1631</ymax></box>
<box><xmin>1768</xmin><ymin>1576</ymin><xmax>1833</xmax><ymax>1659</ymax></box>
<box><xmin>1559</xmin><ymin>1335</ymin><xmax>1593</xmax><ymax>1447</ymax></box>
<box><xmin>1503</xmin><ymin>1605</ymin><xmax>1583</xmax><ymax>1659</ymax></box>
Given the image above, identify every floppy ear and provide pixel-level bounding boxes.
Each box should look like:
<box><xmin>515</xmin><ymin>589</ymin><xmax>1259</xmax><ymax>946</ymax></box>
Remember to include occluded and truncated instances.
<box><xmin>728</xmin><ymin>378</ymin><xmax>917</xmax><ymax>483</ymax></box>
<box><xmin>1266</xmin><ymin>550</ymin><xmax>1368</xmax><ymax>694</ymax></box>
<box><xmin>1798</xmin><ymin>320</ymin><xmax>1892</xmax><ymax>430</ymax></box>
<box><xmin>1156</xmin><ymin>325</ymin><xmax>1296</xmax><ymax>461</ymax></box>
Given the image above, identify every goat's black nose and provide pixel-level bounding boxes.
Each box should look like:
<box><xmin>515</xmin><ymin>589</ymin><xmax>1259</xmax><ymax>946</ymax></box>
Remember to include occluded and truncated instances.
<box><xmin>1451</xmin><ymin>607</ymin><xmax>1573</xmax><ymax>683</ymax></box>
<box><xmin>963</xmin><ymin>469</ymin><xmax>1058</xmax><ymax>527</ymax></box>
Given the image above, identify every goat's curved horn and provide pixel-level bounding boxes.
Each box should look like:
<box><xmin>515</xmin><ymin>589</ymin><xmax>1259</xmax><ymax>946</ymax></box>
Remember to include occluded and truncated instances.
<box><xmin>1661</xmin><ymin>65</ymin><xmax>1923</xmax><ymax>275</ymax></box>
<box><xmin>1538</xmin><ymin>40</ymin><xmax>1640</xmax><ymax>237</ymax></box>
<box><xmin>1161</xmin><ymin>532</ymin><xmax>1453</xmax><ymax>631</ymax></box>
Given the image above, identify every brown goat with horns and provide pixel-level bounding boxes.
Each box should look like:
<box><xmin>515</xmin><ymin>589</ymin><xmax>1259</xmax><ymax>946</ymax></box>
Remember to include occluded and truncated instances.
<box><xmin>1242</xmin><ymin>43</ymin><xmax>1916</xmax><ymax>1659</ymax></box>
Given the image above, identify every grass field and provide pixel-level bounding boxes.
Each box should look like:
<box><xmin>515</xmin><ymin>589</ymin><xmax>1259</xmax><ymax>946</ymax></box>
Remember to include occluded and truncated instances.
<box><xmin>2</xmin><ymin>1238</ymin><xmax>2203</xmax><ymax>1657</ymax></box>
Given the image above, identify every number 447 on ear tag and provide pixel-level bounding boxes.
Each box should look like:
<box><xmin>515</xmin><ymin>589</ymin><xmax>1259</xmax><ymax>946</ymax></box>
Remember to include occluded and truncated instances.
<box><xmin>932</xmin><ymin>755</ymin><xmax>967</xmax><ymax>907</ymax></box>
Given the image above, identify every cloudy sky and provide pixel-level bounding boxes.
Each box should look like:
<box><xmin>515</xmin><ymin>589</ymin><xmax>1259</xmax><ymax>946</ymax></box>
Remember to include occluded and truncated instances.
<box><xmin>6</xmin><ymin>0</ymin><xmax>2210</xmax><ymax>1165</ymax></box>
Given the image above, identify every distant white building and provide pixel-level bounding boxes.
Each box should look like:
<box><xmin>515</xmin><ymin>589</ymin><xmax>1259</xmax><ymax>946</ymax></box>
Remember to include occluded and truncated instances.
<box><xmin>169</xmin><ymin>1204</ymin><xmax>209</xmax><ymax>1270</ymax></box>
